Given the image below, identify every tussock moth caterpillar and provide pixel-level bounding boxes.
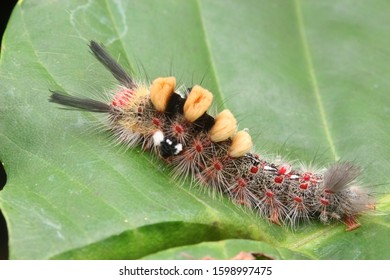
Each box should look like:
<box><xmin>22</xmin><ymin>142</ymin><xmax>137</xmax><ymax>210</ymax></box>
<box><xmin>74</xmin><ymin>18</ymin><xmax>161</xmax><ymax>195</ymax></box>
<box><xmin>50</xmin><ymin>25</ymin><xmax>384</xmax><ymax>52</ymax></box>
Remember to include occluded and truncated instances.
<box><xmin>49</xmin><ymin>41</ymin><xmax>375</xmax><ymax>231</ymax></box>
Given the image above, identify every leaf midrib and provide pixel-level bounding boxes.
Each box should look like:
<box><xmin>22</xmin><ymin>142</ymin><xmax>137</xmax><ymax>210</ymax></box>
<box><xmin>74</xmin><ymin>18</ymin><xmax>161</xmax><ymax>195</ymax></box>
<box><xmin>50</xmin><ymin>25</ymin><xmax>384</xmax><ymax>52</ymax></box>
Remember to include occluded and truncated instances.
<box><xmin>294</xmin><ymin>0</ymin><xmax>339</xmax><ymax>161</ymax></box>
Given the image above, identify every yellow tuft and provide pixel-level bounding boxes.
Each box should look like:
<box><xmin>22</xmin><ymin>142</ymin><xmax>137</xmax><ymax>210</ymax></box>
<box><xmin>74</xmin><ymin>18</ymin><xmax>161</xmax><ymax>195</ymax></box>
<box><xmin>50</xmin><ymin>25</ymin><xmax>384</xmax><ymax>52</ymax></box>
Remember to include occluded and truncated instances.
<box><xmin>183</xmin><ymin>85</ymin><xmax>213</xmax><ymax>122</ymax></box>
<box><xmin>135</xmin><ymin>86</ymin><xmax>148</xmax><ymax>98</ymax></box>
<box><xmin>150</xmin><ymin>77</ymin><xmax>176</xmax><ymax>112</ymax></box>
<box><xmin>209</xmin><ymin>109</ymin><xmax>237</xmax><ymax>142</ymax></box>
<box><xmin>228</xmin><ymin>130</ymin><xmax>253</xmax><ymax>158</ymax></box>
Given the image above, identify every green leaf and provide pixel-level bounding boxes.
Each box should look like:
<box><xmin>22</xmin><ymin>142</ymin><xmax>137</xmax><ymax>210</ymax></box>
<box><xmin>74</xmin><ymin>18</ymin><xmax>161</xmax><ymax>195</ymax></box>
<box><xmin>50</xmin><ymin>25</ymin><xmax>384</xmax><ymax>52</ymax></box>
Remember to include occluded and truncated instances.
<box><xmin>0</xmin><ymin>0</ymin><xmax>389</xmax><ymax>260</ymax></box>
<box><xmin>141</xmin><ymin>239</ymin><xmax>310</xmax><ymax>260</ymax></box>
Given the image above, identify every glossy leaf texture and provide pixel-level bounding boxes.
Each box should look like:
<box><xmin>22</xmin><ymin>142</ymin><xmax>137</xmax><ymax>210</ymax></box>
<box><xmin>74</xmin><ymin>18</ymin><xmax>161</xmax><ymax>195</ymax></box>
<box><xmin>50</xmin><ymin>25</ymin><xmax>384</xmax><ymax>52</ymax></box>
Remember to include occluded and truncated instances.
<box><xmin>0</xmin><ymin>0</ymin><xmax>389</xmax><ymax>259</ymax></box>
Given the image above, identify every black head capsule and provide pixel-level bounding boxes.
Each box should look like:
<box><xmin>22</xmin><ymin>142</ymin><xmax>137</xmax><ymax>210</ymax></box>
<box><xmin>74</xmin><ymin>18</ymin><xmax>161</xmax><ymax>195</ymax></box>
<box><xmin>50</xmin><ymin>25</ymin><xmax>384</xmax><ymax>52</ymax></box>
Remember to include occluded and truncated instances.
<box><xmin>160</xmin><ymin>138</ymin><xmax>183</xmax><ymax>158</ymax></box>
<box><xmin>152</xmin><ymin>130</ymin><xmax>183</xmax><ymax>158</ymax></box>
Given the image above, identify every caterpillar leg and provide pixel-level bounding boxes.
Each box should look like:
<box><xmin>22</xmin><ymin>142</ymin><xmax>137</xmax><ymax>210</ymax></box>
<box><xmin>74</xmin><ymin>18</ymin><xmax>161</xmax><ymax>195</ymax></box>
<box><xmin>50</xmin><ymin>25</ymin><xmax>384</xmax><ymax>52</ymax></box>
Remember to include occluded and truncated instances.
<box><xmin>344</xmin><ymin>215</ymin><xmax>361</xmax><ymax>231</ymax></box>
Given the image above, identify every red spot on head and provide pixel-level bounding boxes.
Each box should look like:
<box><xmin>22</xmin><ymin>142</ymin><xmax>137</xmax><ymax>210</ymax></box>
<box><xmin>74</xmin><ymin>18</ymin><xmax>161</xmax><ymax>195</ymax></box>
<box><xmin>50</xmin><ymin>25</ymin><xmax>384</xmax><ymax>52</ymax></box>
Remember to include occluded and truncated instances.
<box><xmin>320</xmin><ymin>198</ymin><xmax>330</xmax><ymax>206</ymax></box>
<box><xmin>213</xmin><ymin>161</ymin><xmax>223</xmax><ymax>171</ymax></box>
<box><xmin>324</xmin><ymin>188</ymin><xmax>333</xmax><ymax>194</ymax></box>
<box><xmin>294</xmin><ymin>196</ymin><xmax>303</xmax><ymax>203</ymax></box>
<box><xmin>274</xmin><ymin>176</ymin><xmax>283</xmax><ymax>184</ymax></box>
<box><xmin>250</xmin><ymin>166</ymin><xmax>259</xmax><ymax>174</ymax></box>
<box><xmin>299</xmin><ymin>183</ymin><xmax>309</xmax><ymax>190</ymax></box>
<box><xmin>265</xmin><ymin>190</ymin><xmax>274</xmax><ymax>198</ymax></box>
<box><xmin>137</xmin><ymin>106</ymin><xmax>143</xmax><ymax>113</ymax></box>
<box><xmin>303</xmin><ymin>173</ymin><xmax>311</xmax><ymax>181</ymax></box>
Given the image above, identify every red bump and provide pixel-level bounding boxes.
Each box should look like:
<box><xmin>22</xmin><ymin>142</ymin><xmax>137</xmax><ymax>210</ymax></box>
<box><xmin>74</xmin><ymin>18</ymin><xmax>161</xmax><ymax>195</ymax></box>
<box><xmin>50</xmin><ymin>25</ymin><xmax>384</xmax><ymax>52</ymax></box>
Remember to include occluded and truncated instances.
<box><xmin>195</xmin><ymin>143</ymin><xmax>203</xmax><ymax>153</ymax></box>
<box><xmin>303</xmin><ymin>173</ymin><xmax>311</xmax><ymax>181</ymax></box>
<box><xmin>137</xmin><ymin>106</ymin><xmax>143</xmax><ymax>113</ymax></box>
<box><xmin>324</xmin><ymin>188</ymin><xmax>333</xmax><ymax>194</ymax></box>
<box><xmin>278</xmin><ymin>166</ymin><xmax>287</xmax><ymax>175</ymax></box>
<box><xmin>213</xmin><ymin>161</ymin><xmax>223</xmax><ymax>171</ymax></box>
<box><xmin>250</xmin><ymin>166</ymin><xmax>259</xmax><ymax>174</ymax></box>
<box><xmin>274</xmin><ymin>176</ymin><xmax>283</xmax><ymax>184</ymax></box>
<box><xmin>265</xmin><ymin>190</ymin><xmax>274</xmax><ymax>198</ymax></box>
<box><xmin>174</xmin><ymin>124</ymin><xmax>184</xmax><ymax>134</ymax></box>
<box><xmin>152</xmin><ymin>118</ymin><xmax>161</xmax><ymax>127</ymax></box>
<box><xmin>320</xmin><ymin>198</ymin><xmax>329</xmax><ymax>206</ymax></box>
<box><xmin>237</xmin><ymin>178</ymin><xmax>247</xmax><ymax>188</ymax></box>
<box><xmin>294</xmin><ymin>196</ymin><xmax>303</xmax><ymax>203</ymax></box>
<box><xmin>299</xmin><ymin>183</ymin><xmax>308</xmax><ymax>190</ymax></box>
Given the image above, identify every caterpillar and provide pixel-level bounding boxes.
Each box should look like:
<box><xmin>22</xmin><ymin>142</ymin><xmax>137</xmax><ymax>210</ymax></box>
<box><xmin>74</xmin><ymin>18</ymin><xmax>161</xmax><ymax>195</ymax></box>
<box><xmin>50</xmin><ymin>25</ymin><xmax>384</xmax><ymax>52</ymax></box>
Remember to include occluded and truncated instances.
<box><xmin>49</xmin><ymin>41</ymin><xmax>375</xmax><ymax>231</ymax></box>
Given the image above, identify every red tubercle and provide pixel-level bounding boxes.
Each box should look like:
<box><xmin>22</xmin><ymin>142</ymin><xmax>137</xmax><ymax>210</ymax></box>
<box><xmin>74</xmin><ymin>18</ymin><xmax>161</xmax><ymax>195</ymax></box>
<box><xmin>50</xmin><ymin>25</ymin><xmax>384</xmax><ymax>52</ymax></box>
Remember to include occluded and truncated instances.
<box><xmin>195</xmin><ymin>143</ymin><xmax>203</xmax><ymax>153</ymax></box>
<box><xmin>294</xmin><ymin>196</ymin><xmax>303</xmax><ymax>203</ymax></box>
<box><xmin>137</xmin><ymin>106</ymin><xmax>143</xmax><ymax>113</ymax></box>
<box><xmin>320</xmin><ymin>198</ymin><xmax>330</xmax><ymax>206</ymax></box>
<box><xmin>274</xmin><ymin>176</ymin><xmax>283</xmax><ymax>184</ymax></box>
<box><xmin>190</xmin><ymin>138</ymin><xmax>204</xmax><ymax>153</ymax></box>
<box><xmin>302</xmin><ymin>173</ymin><xmax>311</xmax><ymax>181</ymax></box>
<box><xmin>250</xmin><ymin>166</ymin><xmax>259</xmax><ymax>174</ymax></box>
<box><xmin>237</xmin><ymin>178</ymin><xmax>247</xmax><ymax>188</ymax></box>
<box><xmin>278</xmin><ymin>164</ymin><xmax>291</xmax><ymax>175</ymax></box>
<box><xmin>265</xmin><ymin>190</ymin><xmax>274</xmax><ymax>198</ymax></box>
<box><xmin>174</xmin><ymin>124</ymin><xmax>184</xmax><ymax>134</ymax></box>
<box><xmin>152</xmin><ymin>117</ymin><xmax>161</xmax><ymax>127</ymax></box>
<box><xmin>278</xmin><ymin>166</ymin><xmax>287</xmax><ymax>175</ymax></box>
<box><xmin>171</xmin><ymin>122</ymin><xmax>186</xmax><ymax>140</ymax></box>
<box><xmin>299</xmin><ymin>183</ymin><xmax>309</xmax><ymax>190</ymax></box>
<box><xmin>213</xmin><ymin>160</ymin><xmax>223</xmax><ymax>171</ymax></box>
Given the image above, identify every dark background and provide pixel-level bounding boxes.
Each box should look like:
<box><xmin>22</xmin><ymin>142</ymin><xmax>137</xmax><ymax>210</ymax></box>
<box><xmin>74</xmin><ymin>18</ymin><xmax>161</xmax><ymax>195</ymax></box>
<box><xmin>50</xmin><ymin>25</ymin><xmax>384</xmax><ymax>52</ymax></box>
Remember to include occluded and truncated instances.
<box><xmin>1</xmin><ymin>0</ymin><xmax>19</xmax><ymax>260</ymax></box>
